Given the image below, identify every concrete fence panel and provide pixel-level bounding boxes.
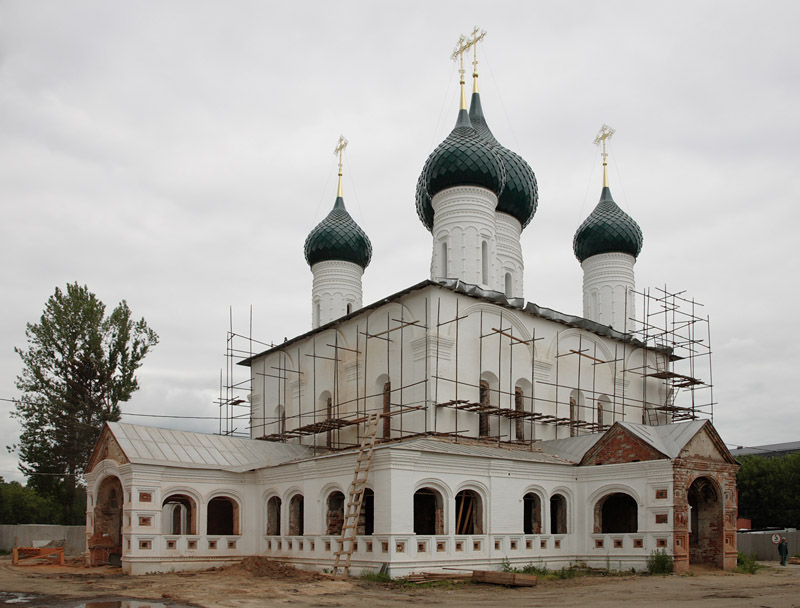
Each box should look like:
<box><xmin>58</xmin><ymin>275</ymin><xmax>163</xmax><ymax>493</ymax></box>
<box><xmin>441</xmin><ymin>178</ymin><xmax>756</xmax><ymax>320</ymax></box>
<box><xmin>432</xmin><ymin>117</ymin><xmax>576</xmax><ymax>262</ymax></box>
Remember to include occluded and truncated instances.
<box><xmin>737</xmin><ymin>530</ymin><xmax>799</xmax><ymax>561</ymax></box>
<box><xmin>0</xmin><ymin>524</ymin><xmax>85</xmax><ymax>556</ymax></box>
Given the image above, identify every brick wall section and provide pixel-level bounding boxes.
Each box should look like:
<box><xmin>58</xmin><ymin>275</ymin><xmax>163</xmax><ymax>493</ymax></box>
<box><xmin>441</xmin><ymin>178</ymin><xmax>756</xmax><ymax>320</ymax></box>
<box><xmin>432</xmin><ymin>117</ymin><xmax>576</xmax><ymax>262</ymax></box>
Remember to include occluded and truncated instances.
<box><xmin>672</xmin><ymin>458</ymin><xmax>738</xmax><ymax>573</ymax></box>
<box><xmin>582</xmin><ymin>427</ymin><xmax>666</xmax><ymax>465</ymax></box>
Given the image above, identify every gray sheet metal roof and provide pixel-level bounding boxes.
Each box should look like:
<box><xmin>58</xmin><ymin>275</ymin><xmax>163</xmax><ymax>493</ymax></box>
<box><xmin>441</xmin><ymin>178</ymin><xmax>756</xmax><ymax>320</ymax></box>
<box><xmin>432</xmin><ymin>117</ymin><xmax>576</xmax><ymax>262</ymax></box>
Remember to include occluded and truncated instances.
<box><xmin>108</xmin><ymin>422</ymin><xmax>313</xmax><ymax>472</ymax></box>
<box><xmin>377</xmin><ymin>437</ymin><xmax>574</xmax><ymax>465</ymax></box>
<box><xmin>539</xmin><ymin>433</ymin><xmax>604</xmax><ymax>464</ymax></box>
<box><xmin>730</xmin><ymin>441</ymin><xmax>800</xmax><ymax>457</ymax></box>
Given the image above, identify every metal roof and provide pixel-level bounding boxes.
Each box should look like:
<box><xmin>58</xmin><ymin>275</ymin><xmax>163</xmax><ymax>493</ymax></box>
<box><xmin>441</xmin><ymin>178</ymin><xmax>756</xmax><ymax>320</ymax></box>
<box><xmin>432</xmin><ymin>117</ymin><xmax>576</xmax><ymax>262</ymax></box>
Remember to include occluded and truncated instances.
<box><xmin>383</xmin><ymin>437</ymin><xmax>575</xmax><ymax>465</ymax></box>
<box><xmin>730</xmin><ymin>441</ymin><xmax>800</xmax><ymax>457</ymax></box>
<box><xmin>539</xmin><ymin>433</ymin><xmax>604</xmax><ymax>463</ymax></box>
<box><xmin>107</xmin><ymin>422</ymin><xmax>313</xmax><ymax>472</ymax></box>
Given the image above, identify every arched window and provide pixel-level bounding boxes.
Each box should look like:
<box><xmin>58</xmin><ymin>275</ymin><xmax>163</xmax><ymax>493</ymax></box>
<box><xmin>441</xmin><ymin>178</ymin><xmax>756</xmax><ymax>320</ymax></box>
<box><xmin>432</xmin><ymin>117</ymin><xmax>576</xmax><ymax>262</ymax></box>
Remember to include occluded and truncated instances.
<box><xmin>594</xmin><ymin>492</ymin><xmax>638</xmax><ymax>533</ymax></box>
<box><xmin>266</xmin><ymin>496</ymin><xmax>281</xmax><ymax>536</ymax></box>
<box><xmin>479</xmin><ymin>381</ymin><xmax>490</xmax><ymax>438</ymax></box>
<box><xmin>441</xmin><ymin>241</ymin><xmax>448</xmax><ymax>279</ymax></box>
<box><xmin>289</xmin><ymin>494</ymin><xmax>304</xmax><ymax>536</ymax></box>
<box><xmin>346</xmin><ymin>302</ymin><xmax>353</xmax><ymax>315</ymax></box>
<box><xmin>569</xmin><ymin>390</ymin><xmax>584</xmax><ymax>437</ymax></box>
<box><xmin>523</xmin><ymin>492</ymin><xmax>542</xmax><ymax>534</ymax></box>
<box><xmin>274</xmin><ymin>404</ymin><xmax>285</xmax><ymax>436</ymax></box>
<box><xmin>455</xmin><ymin>490</ymin><xmax>483</xmax><ymax>535</ymax></box>
<box><xmin>481</xmin><ymin>241</ymin><xmax>489</xmax><ymax>285</ymax></box>
<box><xmin>162</xmin><ymin>494</ymin><xmax>197</xmax><ymax>535</ymax></box>
<box><xmin>515</xmin><ymin>386</ymin><xmax>525</xmax><ymax>440</ymax></box>
<box><xmin>326</xmin><ymin>491</ymin><xmax>345</xmax><ymax>535</ymax></box>
<box><xmin>550</xmin><ymin>494</ymin><xmax>567</xmax><ymax>534</ymax></box>
<box><xmin>414</xmin><ymin>487</ymin><xmax>443</xmax><ymax>535</ymax></box>
<box><xmin>319</xmin><ymin>391</ymin><xmax>333</xmax><ymax>448</ymax></box>
<box><xmin>505</xmin><ymin>272</ymin><xmax>512</xmax><ymax>298</ymax></box>
<box><xmin>382</xmin><ymin>381</ymin><xmax>392</xmax><ymax>440</ymax></box>
<box><xmin>357</xmin><ymin>488</ymin><xmax>374</xmax><ymax>535</ymax></box>
<box><xmin>315</xmin><ymin>301</ymin><xmax>321</xmax><ymax>327</ymax></box>
<box><xmin>207</xmin><ymin>496</ymin><xmax>239</xmax><ymax>536</ymax></box>
<box><xmin>597</xmin><ymin>394</ymin><xmax>611</xmax><ymax>430</ymax></box>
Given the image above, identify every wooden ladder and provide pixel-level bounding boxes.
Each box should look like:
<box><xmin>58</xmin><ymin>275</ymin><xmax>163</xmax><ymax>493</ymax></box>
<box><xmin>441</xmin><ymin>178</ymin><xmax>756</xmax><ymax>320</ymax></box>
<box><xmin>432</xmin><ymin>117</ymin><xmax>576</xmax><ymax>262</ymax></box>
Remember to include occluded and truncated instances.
<box><xmin>332</xmin><ymin>412</ymin><xmax>381</xmax><ymax>577</ymax></box>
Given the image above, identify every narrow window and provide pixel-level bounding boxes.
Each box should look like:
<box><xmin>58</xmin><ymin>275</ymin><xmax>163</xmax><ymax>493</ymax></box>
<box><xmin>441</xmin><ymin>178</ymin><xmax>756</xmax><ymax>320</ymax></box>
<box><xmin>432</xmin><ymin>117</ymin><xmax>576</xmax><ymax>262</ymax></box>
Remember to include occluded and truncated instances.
<box><xmin>550</xmin><ymin>494</ymin><xmax>567</xmax><ymax>534</ymax></box>
<box><xmin>289</xmin><ymin>494</ymin><xmax>304</xmax><ymax>536</ymax></box>
<box><xmin>326</xmin><ymin>491</ymin><xmax>345</xmax><ymax>535</ymax></box>
<box><xmin>505</xmin><ymin>272</ymin><xmax>512</xmax><ymax>298</ymax></box>
<box><xmin>441</xmin><ymin>241</ymin><xmax>448</xmax><ymax>279</ymax></box>
<box><xmin>515</xmin><ymin>387</ymin><xmax>525</xmax><ymax>440</ymax></box>
<box><xmin>523</xmin><ymin>493</ymin><xmax>542</xmax><ymax>534</ymax></box>
<box><xmin>346</xmin><ymin>302</ymin><xmax>353</xmax><ymax>315</ymax></box>
<box><xmin>382</xmin><ymin>381</ymin><xmax>391</xmax><ymax>439</ymax></box>
<box><xmin>479</xmin><ymin>381</ymin><xmax>490</xmax><ymax>438</ymax></box>
<box><xmin>455</xmin><ymin>490</ymin><xmax>483</xmax><ymax>535</ymax></box>
<box><xmin>266</xmin><ymin>496</ymin><xmax>282</xmax><ymax>536</ymax></box>
<box><xmin>326</xmin><ymin>396</ymin><xmax>333</xmax><ymax>448</ymax></box>
<box><xmin>481</xmin><ymin>241</ymin><xmax>488</xmax><ymax>285</ymax></box>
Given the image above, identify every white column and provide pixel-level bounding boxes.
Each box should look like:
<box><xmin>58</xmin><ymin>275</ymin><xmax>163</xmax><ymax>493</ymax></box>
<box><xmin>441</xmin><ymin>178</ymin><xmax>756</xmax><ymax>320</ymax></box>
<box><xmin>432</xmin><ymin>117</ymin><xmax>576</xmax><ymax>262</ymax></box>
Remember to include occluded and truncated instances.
<box><xmin>581</xmin><ymin>252</ymin><xmax>636</xmax><ymax>333</ymax></box>
<box><xmin>311</xmin><ymin>260</ymin><xmax>363</xmax><ymax>328</ymax></box>
<box><xmin>430</xmin><ymin>186</ymin><xmax>498</xmax><ymax>288</ymax></box>
<box><xmin>494</xmin><ymin>212</ymin><xmax>524</xmax><ymax>298</ymax></box>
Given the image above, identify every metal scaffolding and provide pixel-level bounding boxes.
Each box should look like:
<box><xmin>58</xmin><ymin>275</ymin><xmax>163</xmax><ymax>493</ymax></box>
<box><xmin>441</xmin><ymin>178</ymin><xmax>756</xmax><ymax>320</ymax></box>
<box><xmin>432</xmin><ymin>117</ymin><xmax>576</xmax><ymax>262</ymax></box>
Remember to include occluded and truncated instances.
<box><xmin>217</xmin><ymin>284</ymin><xmax>713</xmax><ymax>447</ymax></box>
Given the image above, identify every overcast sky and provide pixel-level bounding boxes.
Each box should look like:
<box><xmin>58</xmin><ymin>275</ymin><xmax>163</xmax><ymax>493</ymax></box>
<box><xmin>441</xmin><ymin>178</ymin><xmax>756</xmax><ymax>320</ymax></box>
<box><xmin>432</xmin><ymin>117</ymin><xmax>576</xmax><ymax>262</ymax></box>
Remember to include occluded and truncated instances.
<box><xmin>2</xmin><ymin>1</ymin><xmax>798</xmax><ymax>484</ymax></box>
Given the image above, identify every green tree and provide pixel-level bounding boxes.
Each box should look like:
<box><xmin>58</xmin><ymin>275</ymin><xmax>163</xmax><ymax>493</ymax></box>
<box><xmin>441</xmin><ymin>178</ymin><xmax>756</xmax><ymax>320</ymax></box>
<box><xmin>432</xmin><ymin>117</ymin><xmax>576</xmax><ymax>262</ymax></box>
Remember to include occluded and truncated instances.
<box><xmin>737</xmin><ymin>453</ymin><xmax>800</xmax><ymax>529</ymax></box>
<box><xmin>0</xmin><ymin>477</ymin><xmax>61</xmax><ymax>525</ymax></box>
<box><xmin>10</xmin><ymin>283</ymin><xmax>158</xmax><ymax>523</ymax></box>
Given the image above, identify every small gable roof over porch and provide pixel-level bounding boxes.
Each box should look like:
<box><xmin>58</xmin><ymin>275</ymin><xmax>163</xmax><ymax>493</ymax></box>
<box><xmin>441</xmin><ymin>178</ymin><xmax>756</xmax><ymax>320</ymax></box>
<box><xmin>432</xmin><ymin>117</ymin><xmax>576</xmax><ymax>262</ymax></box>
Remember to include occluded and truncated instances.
<box><xmin>539</xmin><ymin>420</ymin><xmax>734</xmax><ymax>466</ymax></box>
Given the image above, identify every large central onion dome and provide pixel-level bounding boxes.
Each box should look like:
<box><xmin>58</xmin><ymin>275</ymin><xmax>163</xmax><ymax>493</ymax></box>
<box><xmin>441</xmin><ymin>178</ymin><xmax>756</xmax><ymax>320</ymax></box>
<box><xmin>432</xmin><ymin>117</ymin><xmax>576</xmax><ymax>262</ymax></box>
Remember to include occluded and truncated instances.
<box><xmin>415</xmin><ymin>108</ymin><xmax>506</xmax><ymax>231</ymax></box>
<box><xmin>304</xmin><ymin>196</ymin><xmax>372</xmax><ymax>269</ymax></box>
<box><xmin>573</xmin><ymin>186</ymin><xmax>643</xmax><ymax>262</ymax></box>
<box><xmin>469</xmin><ymin>92</ymin><xmax>538</xmax><ymax>228</ymax></box>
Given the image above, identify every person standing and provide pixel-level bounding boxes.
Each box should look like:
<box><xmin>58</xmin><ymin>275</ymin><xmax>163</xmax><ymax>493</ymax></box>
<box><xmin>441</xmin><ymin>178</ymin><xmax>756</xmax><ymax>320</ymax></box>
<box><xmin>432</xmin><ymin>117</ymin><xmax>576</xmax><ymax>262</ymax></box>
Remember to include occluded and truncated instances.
<box><xmin>778</xmin><ymin>537</ymin><xmax>789</xmax><ymax>566</ymax></box>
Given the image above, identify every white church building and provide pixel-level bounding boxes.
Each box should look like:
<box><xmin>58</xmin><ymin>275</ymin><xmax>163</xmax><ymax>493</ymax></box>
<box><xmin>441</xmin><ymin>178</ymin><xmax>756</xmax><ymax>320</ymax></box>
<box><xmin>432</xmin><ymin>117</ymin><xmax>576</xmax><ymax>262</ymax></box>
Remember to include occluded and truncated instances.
<box><xmin>85</xmin><ymin>38</ymin><xmax>738</xmax><ymax>576</ymax></box>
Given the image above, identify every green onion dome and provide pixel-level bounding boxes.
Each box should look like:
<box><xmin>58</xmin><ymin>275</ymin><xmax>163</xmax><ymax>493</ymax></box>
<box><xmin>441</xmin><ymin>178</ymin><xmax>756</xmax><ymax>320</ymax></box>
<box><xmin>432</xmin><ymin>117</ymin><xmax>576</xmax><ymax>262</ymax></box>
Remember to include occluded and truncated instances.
<box><xmin>304</xmin><ymin>196</ymin><xmax>372</xmax><ymax>269</ymax></box>
<box><xmin>415</xmin><ymin>109</ymin><xmax>506</xmax><ymax>231</ymax></box>
<box><xmin>573</xmin><ymin>186</ymin><xmax>643</xmax><ymax>262</ymax></box>
<box><xmin>469</xmin><ymin>92</ymin><xmax>538</xmax><ymax>228</ymax></box>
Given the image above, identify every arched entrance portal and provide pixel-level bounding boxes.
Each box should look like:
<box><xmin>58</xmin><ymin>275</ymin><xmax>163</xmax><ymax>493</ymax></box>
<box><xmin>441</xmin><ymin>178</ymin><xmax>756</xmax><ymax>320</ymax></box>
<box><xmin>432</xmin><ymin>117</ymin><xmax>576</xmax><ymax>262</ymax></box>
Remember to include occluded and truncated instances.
<box><xmin>595</xmin><ymin>492</ymin><xmax>638</xmax><ymax>533</ymax></box>
<box><xmin>688</xmin><ymin>477</ymin><xmax>723</xmax><ymax>567</ymax></box>
<box><xmin>90</xmin><ymin>476</ymin><xmax>123</xmax><ymax>565</ymax></box>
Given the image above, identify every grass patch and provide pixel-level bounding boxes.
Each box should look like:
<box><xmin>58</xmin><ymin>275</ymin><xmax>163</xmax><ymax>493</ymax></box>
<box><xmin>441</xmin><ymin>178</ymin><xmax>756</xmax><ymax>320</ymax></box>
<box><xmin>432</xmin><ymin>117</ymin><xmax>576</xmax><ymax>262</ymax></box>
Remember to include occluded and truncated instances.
<box><xmin>500</xmin><ymin>558</ymin><xmax>586</xmax><ymax>580</ymax></box>
<box><xmin>736</xmin><ymin>552</ymin><xmax>761</xmax><ymax>574</ymax></box>
<box><xmin>646</xmin><ymin>549</ymin><xmax>673</xmax><ymax>575</ymax></box>
<box><xmin>359</xmin><ymin>570</ymin><xmax>393</xmax><ymax>583</ymax></box>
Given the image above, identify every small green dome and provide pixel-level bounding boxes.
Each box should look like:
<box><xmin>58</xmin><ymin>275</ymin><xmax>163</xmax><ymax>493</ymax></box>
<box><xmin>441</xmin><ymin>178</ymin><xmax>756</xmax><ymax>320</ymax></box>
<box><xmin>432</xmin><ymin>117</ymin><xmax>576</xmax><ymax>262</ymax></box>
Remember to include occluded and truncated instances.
<box><xmin>304</xmin><ymin>196</ymin><xmax>372</xmax><ymax>269</ymax></box>
<box><xmin>573</xmin><ymin>187</ymin><xmax>643</xmax><ymax>262</ymax></box>
<box><xmin>469</xmin><ymin>92</ymin><xmax>538</xmax><ymax>228</ymax></box>
<box><xmin>415</xmin><ymin>109</ymin><xmax>505</xmax><ymax>231</ymax></box>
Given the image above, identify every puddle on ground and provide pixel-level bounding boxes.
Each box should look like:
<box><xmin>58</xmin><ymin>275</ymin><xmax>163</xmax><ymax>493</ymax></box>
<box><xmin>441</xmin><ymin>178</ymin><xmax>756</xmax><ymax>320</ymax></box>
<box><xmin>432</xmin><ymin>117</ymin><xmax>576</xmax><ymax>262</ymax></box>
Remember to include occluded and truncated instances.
<box><xmin>0</xmin><ymin>595</ymin><xmax>195</xmax><ymax>608</ymax></box>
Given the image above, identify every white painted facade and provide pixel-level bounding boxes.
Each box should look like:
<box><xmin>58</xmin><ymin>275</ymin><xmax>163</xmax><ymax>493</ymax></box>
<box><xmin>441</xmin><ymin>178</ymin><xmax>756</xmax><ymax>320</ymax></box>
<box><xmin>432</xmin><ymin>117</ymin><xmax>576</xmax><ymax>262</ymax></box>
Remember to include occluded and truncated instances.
<box><xmin>311</xmin><ymin>260</ymin><xmax>364</xmax><ymax>328</ymax></box>
<box><xmin>86</xmin><ymin>421</ymin><xmax>690</xmax><ymax>576</ymax></box>
<box><xmin>581</xmin><ymin>252</ymin><xmax>637</xmax><ymax>333</ymax></box>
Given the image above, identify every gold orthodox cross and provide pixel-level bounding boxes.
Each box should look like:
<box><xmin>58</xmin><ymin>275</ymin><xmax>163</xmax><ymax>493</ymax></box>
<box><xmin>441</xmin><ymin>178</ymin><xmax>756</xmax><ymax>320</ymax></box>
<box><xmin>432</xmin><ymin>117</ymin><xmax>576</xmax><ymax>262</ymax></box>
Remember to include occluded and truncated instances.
<box><xmin>334</xmin><ymin>135</ymin><xmax>348</xmax><ymax>197</ymax></box>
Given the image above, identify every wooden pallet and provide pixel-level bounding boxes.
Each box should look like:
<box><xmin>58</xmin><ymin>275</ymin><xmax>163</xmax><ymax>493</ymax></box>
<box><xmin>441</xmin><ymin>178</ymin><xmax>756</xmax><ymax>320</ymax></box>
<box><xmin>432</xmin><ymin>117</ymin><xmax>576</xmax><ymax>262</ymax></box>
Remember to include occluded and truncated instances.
<box><xmin>12</xmin><ymin>546</ymin><xmax>65</xmax><ymax>566</ymax></box>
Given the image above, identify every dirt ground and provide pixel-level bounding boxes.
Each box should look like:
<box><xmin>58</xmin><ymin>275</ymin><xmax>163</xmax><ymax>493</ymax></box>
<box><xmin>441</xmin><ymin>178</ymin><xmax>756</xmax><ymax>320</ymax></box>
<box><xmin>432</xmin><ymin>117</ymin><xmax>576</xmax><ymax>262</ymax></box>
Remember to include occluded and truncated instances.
<box><xmin>2</xmin><ymin>556</ymin><xmax>800</xmax><ymax>608</ymax></box>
